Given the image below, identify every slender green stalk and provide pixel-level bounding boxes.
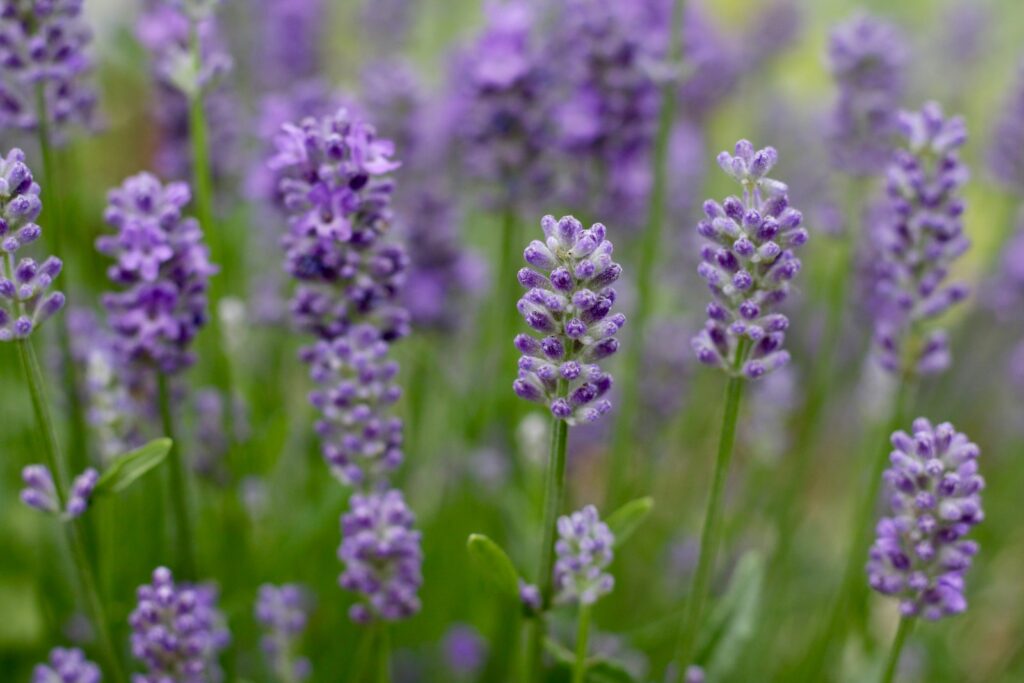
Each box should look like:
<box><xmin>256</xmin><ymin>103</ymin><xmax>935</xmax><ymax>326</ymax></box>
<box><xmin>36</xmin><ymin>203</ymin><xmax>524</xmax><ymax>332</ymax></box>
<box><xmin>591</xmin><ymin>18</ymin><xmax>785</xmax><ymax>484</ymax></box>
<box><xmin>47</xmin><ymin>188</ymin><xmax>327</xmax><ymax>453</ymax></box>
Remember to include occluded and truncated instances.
<box><xmin>880</xmin><ymin>617</ymin><xmax>914</xmax><ymax>683</ymax></box>
<box><xmin>527</xmin><ymin>389</ymin><xmax>570</xmax><ymax>681</ymax></box>
<box><xmin>16</xmin><ymin>339</ymin><xmax>126</xmax><ymax>683</ymax></box>
<box><xmin>800</xmin><ymin>379</ymin><xmax>914</xmax><ymax>681</ymax></box>
<box><xmin>375</xmin><ymin>624</ymin><xmax>392</xmax><ymax>683</ymax></box>
<box><xmin>495</xmin><ymin>206</ymin><xmax>521</xmax><ymax>431</ymax></box>
<box><xmin>158</xmin><ymin>372</ymin><xmax>196</xmax><ymax>578</ymax></box>
<box><xmin>607</xmin><ymin>0</ymin><xmax>687</xmax><ymax>507</ymax></box>
<box><xmin>673</xmin><ymin>373</ymin><xmax>746</xmax><ymax>681</ymax></box>
<box><xmin>572</xmin><ymin>605</ymin><xmax>593</xmax><ymax>683</ymax></box>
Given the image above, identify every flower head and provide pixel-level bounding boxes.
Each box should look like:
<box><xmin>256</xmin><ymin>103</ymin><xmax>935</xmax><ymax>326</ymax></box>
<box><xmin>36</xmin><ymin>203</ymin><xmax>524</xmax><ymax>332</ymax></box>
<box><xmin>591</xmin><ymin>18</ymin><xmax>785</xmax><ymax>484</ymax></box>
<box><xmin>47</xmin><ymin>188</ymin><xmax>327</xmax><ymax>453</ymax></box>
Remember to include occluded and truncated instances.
<box><xmin>871</xmin><ymin>102</ymin><xmax>969</xmax><ymax>377</ymax></box>
<box><xmin>338</xmin><ymin>489</ymin><xmax>423</xmax><ymax>624</ymax></box>
<box><xmin>255</xmin><ymin>584</ymin><xmax>312</xmax><ymax>682</ymax></box>
<box><xmin>442</xmin><ymin>624</ymin><xmax>487</xmax><ymax>677</ymax></box>
<box><xmin>0</xmin><ymin>149</ymin><xmax>65</xmax><ymax>340</ymax></box>
<box><xmin>826</xmin><ymin>13</ymin><xmax>908</xmax><ymax>174</ymax></box>
<box><xmin>692</xmin><ymin>140</ymin><xmax>807</xmax><ymax>379</ymax></box>
<box><xmin>32</xmin><ymin>647</ymin><xmax>100</xmax><ymax>683</ymax></box>
<box><xmin>553</xmin><ymin>505</ymin><xmax>615</xmax><ymax>606</ymax></box>
<box><xmin>98</xmin><ymin>172</ymin><xmax>216</xmax><ymax>374</ymax></box>
<box><xmin>513</xmin><ymin>215</ymin><xmax>624</xmax><ymax>425</ymax></box>
<box><xmin>129</xmin><ymin>566</ymin><xmax>230</xmax><ymax>683</ymax></box>
<box><xmin>20</xmin><ymin>463</ymin><xmax>97</xmax><ymax>519</ymax></box>
<box><xmin>867</xmin><ymin>419</ymin><xmax>983</xmax><ymax>620</ymax></box>
<box><xmin>0</xmin><ymin>0</ymin><xmax>96</xmax><ymax>136</ymax></box>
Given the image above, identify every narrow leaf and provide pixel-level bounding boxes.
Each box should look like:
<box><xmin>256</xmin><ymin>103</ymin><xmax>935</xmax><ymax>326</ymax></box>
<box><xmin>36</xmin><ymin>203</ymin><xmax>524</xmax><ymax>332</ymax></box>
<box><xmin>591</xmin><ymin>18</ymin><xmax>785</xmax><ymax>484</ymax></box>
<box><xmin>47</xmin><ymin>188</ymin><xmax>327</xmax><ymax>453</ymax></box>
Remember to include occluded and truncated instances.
<box><xmin>605</xmin><ymin>497</ymin><xmax>654</xmax><ymax>548</ymax></box>
<box><xmin>466</xmin><ymin>534</ymin><xmax>520</xmax><ymax>601</ymax></box>
<box><xmin>94</xmin><ymin>438</ymin><xmax>173</xmax><ymax>497</ymax></box>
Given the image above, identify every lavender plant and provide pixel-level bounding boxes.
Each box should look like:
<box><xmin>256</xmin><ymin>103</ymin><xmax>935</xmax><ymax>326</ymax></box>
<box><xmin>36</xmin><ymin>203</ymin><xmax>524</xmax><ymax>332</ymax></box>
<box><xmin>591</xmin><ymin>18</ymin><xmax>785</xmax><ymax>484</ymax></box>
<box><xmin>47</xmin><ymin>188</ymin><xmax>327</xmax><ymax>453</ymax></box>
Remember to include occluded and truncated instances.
<box><xmin>32</xmin><ymin>647</ymin><xmax>101</xmax><ymax>683</ymax></box>
<box><xmin>256</xmin><ymin>584</ymin><xmax>313</xmax><ymax>683</ymax></box>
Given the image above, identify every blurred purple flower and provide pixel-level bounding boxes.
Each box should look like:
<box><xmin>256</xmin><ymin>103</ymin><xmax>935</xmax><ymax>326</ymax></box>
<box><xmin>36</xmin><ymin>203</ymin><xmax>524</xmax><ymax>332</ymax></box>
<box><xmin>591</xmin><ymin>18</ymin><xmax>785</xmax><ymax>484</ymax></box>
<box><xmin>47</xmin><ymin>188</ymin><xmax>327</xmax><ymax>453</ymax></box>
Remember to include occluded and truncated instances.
<box><xmin>256</xmin><ymin>583</ymin><xmax>312</xmax><ymax>682</ymax></box>
<box><xmin>989</xmin><ymin>62</ymin><xmax>1024</xmax><ymax>191</ymax></box>
<box><xmin>32</xmin><ymin>647</ymin><xmax>100</xmax><ymax>683</ymax></box>
<box><xmin>442</xmin><ymin>624</ymin><xmax>486</xmax><ymax>677</ymax></box>
<box><xmin>554</xmin><ymin>505</ymin><xmax>615</xmax><ymax>605</ymax></box>
<box><xmin>252</xmin><ymin>0</ymin><xmax>325</xmax><ymax>89</ymax></box>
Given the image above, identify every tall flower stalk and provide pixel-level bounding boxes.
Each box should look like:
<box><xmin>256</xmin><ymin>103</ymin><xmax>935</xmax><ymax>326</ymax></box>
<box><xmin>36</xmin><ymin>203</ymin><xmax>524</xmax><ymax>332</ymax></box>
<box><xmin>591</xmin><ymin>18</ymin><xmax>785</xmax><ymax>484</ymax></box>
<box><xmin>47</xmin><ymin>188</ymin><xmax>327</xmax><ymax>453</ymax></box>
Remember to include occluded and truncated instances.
<box><xmin>512</xmin><ymin>214</ymin><xmax>624</xmax><ymax>678</ymax></box>
<box><xmin>676</xmin><ymin>140</ymin><xmax>807</xmax><ymax>679</ymax></box>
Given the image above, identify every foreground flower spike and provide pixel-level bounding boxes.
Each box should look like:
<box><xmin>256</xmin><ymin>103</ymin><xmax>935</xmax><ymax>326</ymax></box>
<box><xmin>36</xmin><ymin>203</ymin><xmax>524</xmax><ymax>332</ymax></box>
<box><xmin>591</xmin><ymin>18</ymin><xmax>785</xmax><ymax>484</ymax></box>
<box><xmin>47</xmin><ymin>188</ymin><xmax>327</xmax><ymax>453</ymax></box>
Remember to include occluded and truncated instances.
<box><xmin>338</xmin><ymin>489</ymin><xmax>423</xmax><ymax>624</ymax></box>
<box><xmin>872</xmin><ymin>103</ymin><xmax>969</xmax><ymax>377</ymax></box>
<box><xmin>989</xmin><ymin>63</ymin><xmax>1024</xmax><ymax>191</ymax></box>
<box><xmin>825</xmin><ymin>13</ymin><xmax>908</xmax><ymax>174</ymax></box>
<box><xmin>32</xmin><ymin>647</ymin><xmax>101</xmax><ymax>683</ymax></box>
<box><xmin>867</xmin><ymin>419</ymin><xmax>983</xmax><ymax>620</ymax></box>
<box><xmin>0</xmin><ymin>0</ymin><xmax>96</xmax><ymax>135</ymax></box>
<box><xmin>256</xmin><ymin>584</ymin><xmax>312</xmax><ymax>682</ymax></box>
<box><xmin>554</xmin><ymin>505</ymin><xmax>615</xmax><ymax>606</ymax></box>
<box><xmin>0</xmin><ymin>149</ymin><xmax>65</xmax><ymax>340</ymax></box>
<box><xmin>97</xmin><ymin>172</ymin><xmax>216</xmax><ymax>374</ymax></box>
<box><xmin>692</xmin><ymin>140</ymin><xmax>808</xmax><ymax>379</ymax></box>
<box><xmin>129</xmin><ymin>566</ymin><xmax>230</xmax><ymax>683</ymax></box>
<box><xmin>20</xmin><ymin>464</ymin><xmax>97</xmax><ymax>519</ymax></box>
<box><xmin>513</xmin><ymin>215</ymin><xmax>624</xmax><ymax>424</ymax></box>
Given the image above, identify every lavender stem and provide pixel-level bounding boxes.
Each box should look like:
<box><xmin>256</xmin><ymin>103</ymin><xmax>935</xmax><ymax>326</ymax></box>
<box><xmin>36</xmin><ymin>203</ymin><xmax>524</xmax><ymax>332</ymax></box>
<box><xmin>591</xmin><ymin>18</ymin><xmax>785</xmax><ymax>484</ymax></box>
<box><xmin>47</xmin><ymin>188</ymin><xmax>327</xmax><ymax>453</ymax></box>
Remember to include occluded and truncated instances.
<box><xmin>880</xmin><ymin>617</ymin><xmax>914</xmax><ymax>683</ymax></box>
<box><xmin>158</xmin><ymin>371</ymin><xmax>196</xmax><ymax>578</ymax></box>
<box><xmin>16</xmin><ymin>338</ymin><xmax>126</xmax><ymax>683</ymax></box>
<box><xmin>572</xmin><ymin>604</ymin><xmax>593</xmax><ymax>683</ymax></box>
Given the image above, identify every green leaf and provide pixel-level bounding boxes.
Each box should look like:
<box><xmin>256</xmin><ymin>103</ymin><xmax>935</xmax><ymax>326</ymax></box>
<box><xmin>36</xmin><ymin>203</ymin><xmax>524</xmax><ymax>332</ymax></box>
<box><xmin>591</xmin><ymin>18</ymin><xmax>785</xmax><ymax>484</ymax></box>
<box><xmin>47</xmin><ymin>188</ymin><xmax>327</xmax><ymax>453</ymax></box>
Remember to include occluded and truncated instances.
<box><xmin>699</xmin><ymin>551</ymin><xmax>765</xmax><ymax>680</ymax></box>
<box><xmin>93</xmin><ymin>438</ymin><xmax>173</xmax><ymax>497</ymax></box>
<box><xmin>466</xmin><ymin>534</ymin><xmax>520</xmax><ymax>601</ymax></box>
<box><xmin>605</xmin><ymin>497</ymin><xmax>654</xmax><ymax>548</ymax></box>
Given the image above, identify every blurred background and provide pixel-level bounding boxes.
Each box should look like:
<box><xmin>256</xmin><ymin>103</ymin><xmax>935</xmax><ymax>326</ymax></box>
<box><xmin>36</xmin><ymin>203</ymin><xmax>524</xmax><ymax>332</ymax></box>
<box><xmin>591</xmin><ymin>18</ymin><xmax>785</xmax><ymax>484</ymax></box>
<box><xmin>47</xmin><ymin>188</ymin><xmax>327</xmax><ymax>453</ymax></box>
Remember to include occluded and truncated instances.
<box><xmin>1</xmin><ymin>0</ymin><xmax>1023</xmax><ymax>681</ymax></box>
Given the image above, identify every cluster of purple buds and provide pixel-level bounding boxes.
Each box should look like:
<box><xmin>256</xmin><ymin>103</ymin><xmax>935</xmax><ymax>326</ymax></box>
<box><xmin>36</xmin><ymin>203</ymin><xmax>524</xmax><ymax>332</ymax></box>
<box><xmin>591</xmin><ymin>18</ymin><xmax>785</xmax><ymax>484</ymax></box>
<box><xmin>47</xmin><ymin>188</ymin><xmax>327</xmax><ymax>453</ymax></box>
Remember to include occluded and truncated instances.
<box><xmin>825</xmin><ymin>13</ymin><xmax>908</xmax><ymax>175</ymax></box>
<box><xmin>0</xmin><ymin>148</ymin><xmax>65</xmax><ymax>340</ymax></box>
<box><xmin>513</xmin><ymin>215</ymin><xmax>624</xmax><ymax>425</ymax></box>
<box><xmin>867</xmin><ymin>419</ymin><xmax>983</xmax><ymax>620</ymax></box>
<box><xmin>20</xmin><ymin>465</ymin><xmax>97</xmax><ymax>520</ymax></box>
<box><xmin>0</xmin><ymin>0</ymin><xmax>96</xmax><ymax>135</ymax></box>
<box><xmin>253</xmin><ymin>0</ymin><xmax>325</xmax><ymax>90</ymax></box>
<box><xmin>97</xmin><ymin>172</ymin><xmax>216</xmax><ymax>375</ymax></box>
<box><xmin>255</xmin><ymin>584</ymin><xmax>312</xmax><ymax>682</ymax></box>
<box><xmin>129</xmin><ymin>566</ymin><xmax>230</xmax><ymax>683</ymax></box>
<box><xmin>270</xmin><ymin>107</ymin><xmax>408</xmax><ymax>342</ymax></box>
<box><xmin>338</xmin><ymin>489</ymin><xmax>423</xmax><ymax>624</ymax></box>
<box><xmin>32</xmin><ymin>647</ymin><xmax>100</xmax><ymax>683</ymax></box>
<box><xmin>302</xmin><ymin>323</ymin><xmax>403</xmax><ymax>488</ymax></box>
<box><xmin>988</xmin><ymin>63</ymin><xmax>1024</xmax><ymax>191</ymax></box>
<box><xmin>553</xmin><ymin>505</ymin><xmax>615</xmax><ymax>606</ymax></box>
<box><xmin>692</xmin><ymin>140</ymin><xmax>807</xmax><ymax>379</ymax></box>
<box><xmin>872</xmin><ymin>102</ymin><xmax>969</xmax><ymax>377</ymax></box>
<box><xmin>136</xmin><ymin>0</ymin><xmax>232</xmax><ymax>97</ymax></box>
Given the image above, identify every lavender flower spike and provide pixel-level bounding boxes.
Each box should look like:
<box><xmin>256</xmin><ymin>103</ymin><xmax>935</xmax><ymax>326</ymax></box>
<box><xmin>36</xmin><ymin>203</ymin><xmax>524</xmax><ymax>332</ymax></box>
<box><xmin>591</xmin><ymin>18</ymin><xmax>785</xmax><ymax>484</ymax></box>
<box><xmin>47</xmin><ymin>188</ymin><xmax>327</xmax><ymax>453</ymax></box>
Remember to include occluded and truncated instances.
<box><xmin>692</xmin><ymin>140</ymin><xmax>808</xmax><ymax>379</ymax></box>
<box><xmin>867</xmin><ymin>419</ymin><xmax>983</xmax><ymax>620</ymax></box>
<box><xmin>554</xmin><ymin>505</ymin><xmax>615</xmax><ymax>605</ymax></box>
<box><xmin>0</xmin><ymin>0</ymin><xmax>96</xmax><ymax>136</ymax></box>
<box><xmin>256</xmin><ymin>584</ymin><xmax>312</xmax><ymax>682</ymax></box>
<box><xmin>20</xmin><ymin>465</ymin><xmax>97</xmax><ymax>519</ymax></box>
<box><xmin>338</xmin><ymin>489</ymin><xmax>423</xmax><ymax>624</ymax></box>
<box><xmin>988</xmin><ymin>63</ymin><xmax>1024</xmax><ymax>191</ymax></box>
<box><xmin>129</xmin><ymin>566</ymin><xmax>230</xmax><ymax>683</ymax></box>
<box><xmin>0</xmin><ymin>149</ymin><xmax>65</xmax><ymax>340</ymax></box>
<box><xmin>872</xmin><ymin>103</ymin><xmax>969</xmax><ymax>377</ymax></box>
<box><xmin>32</xmin><ymin>647</ymin><xmax>101</xmax><ymax>683</ymax></box>
<box><xmin>513</xmin><ymin>215</ymin><xmax>624</xmax><ymax>424</ymax></box>
<box><xmin>97</xmin><ymin>172</ymin><xmax>216</xmax><ymax>374</ymax></box>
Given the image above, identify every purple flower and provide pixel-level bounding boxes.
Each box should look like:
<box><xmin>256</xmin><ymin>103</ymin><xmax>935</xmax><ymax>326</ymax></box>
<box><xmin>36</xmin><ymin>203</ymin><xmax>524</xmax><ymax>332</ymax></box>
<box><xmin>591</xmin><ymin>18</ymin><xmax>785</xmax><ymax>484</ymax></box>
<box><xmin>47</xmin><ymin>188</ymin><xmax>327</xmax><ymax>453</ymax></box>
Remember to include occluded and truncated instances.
<box><xmin>338</xmin><ymin>489</ymin><xmax>423</xmax><ymax>624</ymax></box>
<box><xmin>0</xmin><ymin>0</ymin><xmax>96</xmax><ymax>137</ymax></box>
<box><xmin>867</xmin><ymin>419</ymin><xmax>983</xmax><ymax>620</ymax></box>
<box><xmin>513</xmin><ymin>215</ymin><xmax>624</xmax><ymax>425</ymax></box>
<box><xmin>97</xmin><ymin>172</ymin><xmax>217</xmax><ymax>374</ymax></box>
<box><xmin>826</xmin><ymin>13</ymin><xmax>908</xmax><ymax>175</ymax></box>
<box><xmin>0</xmin><ymin>149</ymin><xmax>65</xmax><ymax>341</ymax></box>
<box><xmin>553</xmin><ymin>505</ymin><xmax>615</xmax><ymax>606</ymax></box>
<box><xmin>989</xmin><ymin>62</ymin><xmax>1024</xmax><ymax>191</ymax></box>
<box><xmin>136</xmin><ymin>2</ymin><xmax>232</xmax><ymax>94</ymax></box>
<box><xmin>252</xmin><ymin>0</ymin><xmax>326</xmax><ymax>90</ymax></box>
<box><xmin>129</xmin><ymin>566</ymin><xmax>230</xmax><ymax>683</ymax></box>
<box><xmin>984</xmin><ymin>213</ymin><xmax>1024</xmax><ymax>321</ymax></box>
<box><xmin>519</xmin><ymin>579</ymin><xmax>542</xmax><ymax>614</ymax></box>
<box><xmin>270</xmin><ymin>107</ymin><xmax>408</xmax><ymax>342</ymax></box>
<box><xmin>871</xmin><ymin>103</ymin><xmax>969</xmax><ymax>377</ymax></box>
<box><xmin>255</xmin><ymin>584</ymin><xmax>312</xmax><ymax>682</ymax></box>
<box><xmin>442</xmin><ymin>624</ymin><xmax>487</xmax><ymax>677</ymax></box>
<box><xmin>20</xmin><ymin>464</ymin><xmax>59</xmax><ymax>514</ymax></box>
<box><xmin>360</xmin><ymin>60</ymin><xmax>426</xmax><ymax>166</ymax></box>
<box><xmin>32</xmin><ymin>647</ymin><xmax>100</xmax><ymax>683</ymax></box>
<box><xmin>691</xmin><ymin>140</ymin><xmax>807</xmax><ymax>380</ymax></box>
<box><xmin>301</xmin><ymin>323</ymin><xmax>403</xmax><ymax>488</ymax></box>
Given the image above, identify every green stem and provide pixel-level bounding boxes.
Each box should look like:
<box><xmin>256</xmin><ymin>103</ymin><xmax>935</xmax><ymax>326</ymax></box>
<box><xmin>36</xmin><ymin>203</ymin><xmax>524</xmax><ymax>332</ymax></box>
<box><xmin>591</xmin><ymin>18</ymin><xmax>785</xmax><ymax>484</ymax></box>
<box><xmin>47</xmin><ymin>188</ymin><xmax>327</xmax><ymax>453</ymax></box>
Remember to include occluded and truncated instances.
<box><xmin>527</xmin><ymin>392</ymin><xmax>570</xmax><ymax>681</ymax></box>
<box><xmin>572</xmin><ymin>605</ymin><xmax>593</xmax><ymax>683</ymax></box>
<box><xmin>607</xmin><ymin>0</ymin><xmax>686</xmax><ymax>507</ymax></box>
<box><xmin>158</xmin><ymin>372</ymin><xmax>196</xmax><ymax>578</ymax></box>
<box><xmin>800</xmin><ymin>379</ymin><xmax>914</xmax><ymax>681</ymax></box>
<box><xmin>375</xmin><ymin>624</ymin><xmax>392</xmax><ymax>683</ymax></box>
<box><xmin>673</xmin><ymin>373</ymin><xmax>746</xmax><ymax>681</ymax></box>
<box><xmin>880</xmin><ymin>618</ymin><xmax>914</xmax><ymax>683</ymax></box>
<box><xmin>16</xmin><ymin>339</ymin><xmax>126</xmax><ymax>683</ymax></box>
<box><xmin>496</xmin><ymin>207</ymin><xmax>521</xmax><ymax>432</ymax></box>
